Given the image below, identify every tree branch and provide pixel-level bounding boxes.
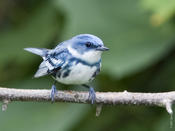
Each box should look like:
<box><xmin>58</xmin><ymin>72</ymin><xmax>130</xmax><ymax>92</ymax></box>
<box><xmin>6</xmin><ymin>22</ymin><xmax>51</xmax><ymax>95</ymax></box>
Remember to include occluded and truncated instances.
<box><xmin>0</xmin><ymin>87</ymin><xmax>174</xmax><ymax>115</ymax></box>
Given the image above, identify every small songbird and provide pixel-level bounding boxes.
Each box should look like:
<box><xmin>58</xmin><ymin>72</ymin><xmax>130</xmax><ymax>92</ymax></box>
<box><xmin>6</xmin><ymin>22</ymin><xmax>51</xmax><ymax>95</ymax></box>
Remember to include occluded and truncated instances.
<box><xmin>24</xmin><ymin>34</ymin><xmax>109</xmax><ymax>104</ymax></box>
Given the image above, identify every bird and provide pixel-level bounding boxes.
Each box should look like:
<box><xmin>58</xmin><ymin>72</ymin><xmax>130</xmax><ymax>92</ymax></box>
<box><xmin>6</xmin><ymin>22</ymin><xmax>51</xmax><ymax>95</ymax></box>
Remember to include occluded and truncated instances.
<box><xmin>24</xmin><ymin>34</ymin><xmax>109</xmax><ymax>104</ymax></box>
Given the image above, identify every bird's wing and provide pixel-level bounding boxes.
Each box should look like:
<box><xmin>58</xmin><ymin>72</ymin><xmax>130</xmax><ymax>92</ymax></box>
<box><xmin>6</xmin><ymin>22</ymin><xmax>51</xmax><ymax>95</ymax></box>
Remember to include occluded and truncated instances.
<box><xmin>34</xmin><ymin>61</ymin><xmax>50</xmax><ymax>78</ymax></box>
<box><xmin>91</xmin><ymin>62</ymin><xmax>101</xmax><ymax>80</ymax></box>
<box><xmin>34</xmin><ymin>48</ymin><xmax>70</xmax><ymax>78</ymax></box>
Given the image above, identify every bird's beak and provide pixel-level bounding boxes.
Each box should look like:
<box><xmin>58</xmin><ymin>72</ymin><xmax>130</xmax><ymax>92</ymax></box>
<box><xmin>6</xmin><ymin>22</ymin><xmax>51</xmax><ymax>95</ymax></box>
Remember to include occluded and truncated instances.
<box><xmin>96</xmin><ymin>46</ymin><xmax>109</xmax><ymax>51</ymax></box>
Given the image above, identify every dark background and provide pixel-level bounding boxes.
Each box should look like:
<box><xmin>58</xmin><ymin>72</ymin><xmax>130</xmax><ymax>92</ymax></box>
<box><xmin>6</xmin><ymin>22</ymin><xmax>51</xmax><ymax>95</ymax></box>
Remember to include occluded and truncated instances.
<box><xmin>0</xmin><ymin>0</ymin><xmax>175</xmax><ymax>131</ymax></box>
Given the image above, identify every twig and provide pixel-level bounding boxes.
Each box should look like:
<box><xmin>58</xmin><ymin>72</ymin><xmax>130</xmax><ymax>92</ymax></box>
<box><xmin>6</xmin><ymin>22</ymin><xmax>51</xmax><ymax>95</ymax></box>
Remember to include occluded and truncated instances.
<box><xmin>0</xmin><ymin>87</ymin><xmax>174</xmax><ymax>115</ymax></box>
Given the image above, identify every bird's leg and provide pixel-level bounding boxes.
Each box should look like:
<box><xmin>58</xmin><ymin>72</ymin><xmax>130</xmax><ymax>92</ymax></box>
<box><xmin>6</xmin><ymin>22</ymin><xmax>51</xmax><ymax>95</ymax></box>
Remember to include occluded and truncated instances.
<box><xmin>82</xmin><ymin>84</ymin><xmax>96</xmax><ymax>104</ymax></box>
<box><xmin>51</xmin><ymin>81</ymin><xmax>57</xmax><ymax>102</ymax></box>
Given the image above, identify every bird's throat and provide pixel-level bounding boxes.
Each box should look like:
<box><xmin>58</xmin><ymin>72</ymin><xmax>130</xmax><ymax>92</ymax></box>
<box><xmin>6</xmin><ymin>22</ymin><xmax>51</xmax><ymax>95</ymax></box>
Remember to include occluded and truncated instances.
<box><xmin>68</xmin><ymin>46</ymin><xmax>101</xmax><ymax>64</ymax></box>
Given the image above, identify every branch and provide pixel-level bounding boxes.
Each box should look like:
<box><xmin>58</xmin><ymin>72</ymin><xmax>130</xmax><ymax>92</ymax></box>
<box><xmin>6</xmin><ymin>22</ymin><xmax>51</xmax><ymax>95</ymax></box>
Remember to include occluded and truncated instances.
<box><xmin>0</xmin><ymin>87</ymin><xmax>174</xmax><ymax>116</ymax></box>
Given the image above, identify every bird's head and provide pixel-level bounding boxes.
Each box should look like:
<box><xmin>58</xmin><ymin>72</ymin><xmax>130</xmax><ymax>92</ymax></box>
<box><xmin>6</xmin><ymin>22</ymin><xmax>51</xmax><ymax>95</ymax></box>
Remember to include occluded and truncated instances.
<box><xmin>68</xmin><ymin>34</ymin><xmax>109</xmax><ymax>64</ymax></box>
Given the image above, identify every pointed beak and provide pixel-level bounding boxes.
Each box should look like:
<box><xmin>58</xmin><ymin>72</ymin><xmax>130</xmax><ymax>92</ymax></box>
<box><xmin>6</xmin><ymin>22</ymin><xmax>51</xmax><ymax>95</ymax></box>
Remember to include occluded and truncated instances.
<box><xmin>96</xmin><ymin>46</ymin><xmax>109</xmax><ymax>51</ymax></box>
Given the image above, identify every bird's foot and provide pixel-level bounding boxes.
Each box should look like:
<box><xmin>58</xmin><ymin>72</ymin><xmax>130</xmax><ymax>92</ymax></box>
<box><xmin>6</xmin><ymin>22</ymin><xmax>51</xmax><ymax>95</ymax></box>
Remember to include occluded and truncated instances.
<box><xmin>51</xmin><ymin>84</ymin><xmax>57</xmax><ymax>102</ymax></box>
<box><xmin>88</xmin><ymin>87</ymin><xmax>96</xmax><ymax>104</ymax></box>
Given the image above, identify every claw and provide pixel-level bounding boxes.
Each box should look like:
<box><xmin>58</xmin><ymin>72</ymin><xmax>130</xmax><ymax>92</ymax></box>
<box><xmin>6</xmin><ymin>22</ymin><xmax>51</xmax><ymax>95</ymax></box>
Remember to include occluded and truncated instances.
<box><xmin>51</xmin><ymin>84</ymin><xmax>57</xmax><ymax>102</ymax></box>
<box><xmin>88</xmin><ymin>87</ymin><xmax>96</xmax><ymax>104</ymax></box>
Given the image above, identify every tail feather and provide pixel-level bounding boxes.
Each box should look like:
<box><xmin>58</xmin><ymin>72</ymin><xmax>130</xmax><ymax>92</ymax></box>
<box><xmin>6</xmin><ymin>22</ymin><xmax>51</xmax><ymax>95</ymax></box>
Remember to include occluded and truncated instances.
<box><xmin>24</xmin><ymin>47</ymin><xmax>50</xmax><ymax>78</ymax></box>
<box><xmin>24</xmin><ymin>48</ymin><xmax>49</xmax><ymax>57</ymax></box>
<box><xmin>34</xmin><ymin>61</ymin><xmax>49</xmax><ymax>78</ymax></box>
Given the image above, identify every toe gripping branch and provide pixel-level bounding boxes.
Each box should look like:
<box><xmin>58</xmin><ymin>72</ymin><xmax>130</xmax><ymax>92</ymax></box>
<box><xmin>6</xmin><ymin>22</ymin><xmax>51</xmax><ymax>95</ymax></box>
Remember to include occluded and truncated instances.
<box><xmin>50</xmin><ymin>84</ymin><xmax>96</xmax><ymax>104</ymax></box>
<box><xmin>89</xmin><ymin>87</ymin><xmax>96</xmax><ymax>104</ymax></box>
<box><xmin>51</xmin><ymin>84</ymin><xmax>57</xmax><ymax>102</ymax></box>
<box><xmin>83</xmin><ymin>84</ymin><xmax>96</xmax><ymax>104</ymax></box>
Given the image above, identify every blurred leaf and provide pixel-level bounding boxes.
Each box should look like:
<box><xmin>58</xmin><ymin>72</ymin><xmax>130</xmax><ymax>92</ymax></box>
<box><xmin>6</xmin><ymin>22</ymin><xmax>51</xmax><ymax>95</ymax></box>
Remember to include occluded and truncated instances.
<box><xmin>141</xmin><ymin>0</ymin><xmax>175</xmax><ymax>26</ymax></box>
<box><xmin>0</xmin><ymin>1</ymin><xmax>61</xmax><ymax>67</ymax></box>
<box><xmin>72</xmin><ymin>106</ymin><xmax>169</xmax><ymax>131</ymax></box>
<box><xmin>56</xmin><ymin>0</ymin><xmax>175</xmax><ymax>78</ymax></box>
<box><xmin>0</xmin><ymin>0</ymin><xmax>43</xmax><ymax>29</ymax></box>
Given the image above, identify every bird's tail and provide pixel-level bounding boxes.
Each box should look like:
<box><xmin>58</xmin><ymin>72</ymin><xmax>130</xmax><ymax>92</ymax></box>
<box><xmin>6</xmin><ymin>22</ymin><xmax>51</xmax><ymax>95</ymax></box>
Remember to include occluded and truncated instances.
<box><xmin>24</xmin><ymin>47</ymin><xmax>50</xmax><ymax>78</ymax></box>
<box><xmin>24</xmin><ymin>48</ymin><xmax>50</xmax><ymax>58</ymax></box>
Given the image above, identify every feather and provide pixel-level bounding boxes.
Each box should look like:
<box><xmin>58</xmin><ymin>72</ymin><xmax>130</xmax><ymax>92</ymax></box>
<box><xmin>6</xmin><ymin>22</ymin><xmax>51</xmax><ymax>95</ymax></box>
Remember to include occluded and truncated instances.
<box><xmin>24</xmin><ymin>48</ymin><xmax>49</xmax><ymax>57</ymax></box>
<box><xmin>34</xmin><ymin>61</ymin><xmax>49</xmax><ymax>78</ymax></box>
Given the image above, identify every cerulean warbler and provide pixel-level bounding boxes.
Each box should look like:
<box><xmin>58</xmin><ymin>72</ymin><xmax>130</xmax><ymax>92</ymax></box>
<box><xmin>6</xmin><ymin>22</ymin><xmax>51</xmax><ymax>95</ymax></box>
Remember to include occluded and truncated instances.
<box><xmin>24</xmin><ymin>34</ymin><xmax>109</xmax><ymax>104</ymax></box>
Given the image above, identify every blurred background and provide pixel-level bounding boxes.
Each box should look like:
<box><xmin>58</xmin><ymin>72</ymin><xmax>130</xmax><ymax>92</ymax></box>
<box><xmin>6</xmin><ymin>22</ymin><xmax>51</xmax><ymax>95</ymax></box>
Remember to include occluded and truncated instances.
<box><xmin>0</xmin><ymin>0</ymin><xmax>175</xmax><ymax>131</ymax></box>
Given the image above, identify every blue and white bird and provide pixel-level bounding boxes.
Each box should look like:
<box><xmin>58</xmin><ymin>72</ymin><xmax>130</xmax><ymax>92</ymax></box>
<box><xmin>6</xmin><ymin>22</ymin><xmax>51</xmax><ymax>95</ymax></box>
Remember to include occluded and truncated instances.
<box><xmin>24</xmin><ymin>34</ymin><xmax>109</xmax><ymax>104</ymax></box>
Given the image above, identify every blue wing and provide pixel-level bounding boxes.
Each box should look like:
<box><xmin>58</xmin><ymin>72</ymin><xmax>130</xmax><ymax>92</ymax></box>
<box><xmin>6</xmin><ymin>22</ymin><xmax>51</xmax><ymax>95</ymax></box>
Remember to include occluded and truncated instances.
<box><xmin>34</xmin><ymin>48</ymin><xmax>70</xmax><ymax>78</ymax></box>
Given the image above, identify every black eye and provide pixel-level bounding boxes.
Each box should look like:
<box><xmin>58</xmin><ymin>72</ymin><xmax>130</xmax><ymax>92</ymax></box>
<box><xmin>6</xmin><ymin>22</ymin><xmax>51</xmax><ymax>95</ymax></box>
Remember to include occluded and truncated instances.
<box><xmin>85</xmin><ymin>42</ymin><xmax>91</xmax><ymax>47</ymax></box>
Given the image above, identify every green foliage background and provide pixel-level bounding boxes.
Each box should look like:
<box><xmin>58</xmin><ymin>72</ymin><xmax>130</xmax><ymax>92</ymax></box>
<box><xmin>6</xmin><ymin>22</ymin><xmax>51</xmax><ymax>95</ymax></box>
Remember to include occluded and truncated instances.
<box><xmin>0</xmin><ymin>0</ymin><xmax>175</xmax><ymax>130</ymax></box>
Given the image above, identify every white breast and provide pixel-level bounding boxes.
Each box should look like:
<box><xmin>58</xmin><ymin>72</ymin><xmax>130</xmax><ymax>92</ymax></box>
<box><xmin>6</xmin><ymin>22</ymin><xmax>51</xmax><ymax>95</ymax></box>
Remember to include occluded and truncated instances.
<box><xmin>55</xmin><ymin>63</ymin><xmax>97</xmax><ymax>85</ymax></box>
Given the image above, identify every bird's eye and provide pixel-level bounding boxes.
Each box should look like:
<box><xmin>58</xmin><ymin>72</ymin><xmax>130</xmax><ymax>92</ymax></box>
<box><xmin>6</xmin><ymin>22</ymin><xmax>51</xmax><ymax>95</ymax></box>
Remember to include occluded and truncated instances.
<box><xmin>85</xmin><ymin>42</ymin><xmax>91</xmax><ymax>47</ymax></box>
